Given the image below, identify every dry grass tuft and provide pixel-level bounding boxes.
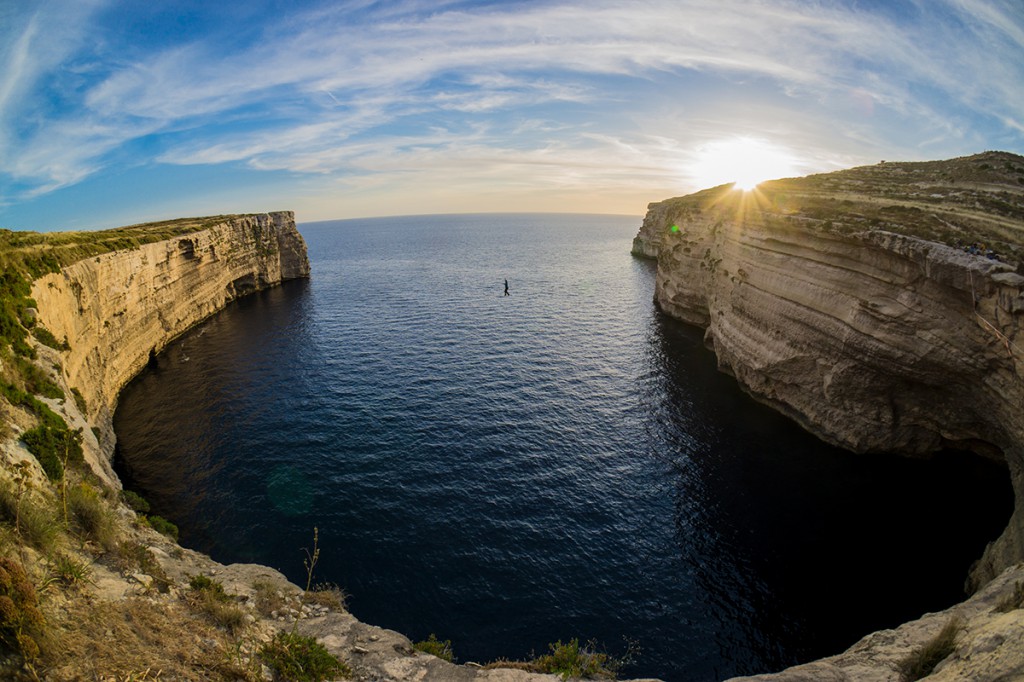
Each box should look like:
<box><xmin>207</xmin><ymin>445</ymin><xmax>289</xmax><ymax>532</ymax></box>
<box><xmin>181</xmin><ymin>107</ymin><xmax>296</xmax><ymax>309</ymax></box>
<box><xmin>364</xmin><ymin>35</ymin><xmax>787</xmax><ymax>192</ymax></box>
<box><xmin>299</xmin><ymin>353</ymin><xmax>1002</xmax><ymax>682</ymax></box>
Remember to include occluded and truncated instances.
<box><xmin>48</xmin><ymin>597</ymin><xmax>254</xmax><ymax>681</ymax></box>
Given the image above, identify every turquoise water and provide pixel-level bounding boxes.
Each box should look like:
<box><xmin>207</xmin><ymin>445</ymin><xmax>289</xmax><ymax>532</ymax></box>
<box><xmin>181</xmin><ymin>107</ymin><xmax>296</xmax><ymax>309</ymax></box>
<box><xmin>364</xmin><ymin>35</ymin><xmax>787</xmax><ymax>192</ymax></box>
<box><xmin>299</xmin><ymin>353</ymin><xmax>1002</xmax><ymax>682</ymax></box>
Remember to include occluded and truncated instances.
<box><xmin>114</xmin><ymin>213</ymin><xmax>1011</xmax><ymax>681</ymax></box>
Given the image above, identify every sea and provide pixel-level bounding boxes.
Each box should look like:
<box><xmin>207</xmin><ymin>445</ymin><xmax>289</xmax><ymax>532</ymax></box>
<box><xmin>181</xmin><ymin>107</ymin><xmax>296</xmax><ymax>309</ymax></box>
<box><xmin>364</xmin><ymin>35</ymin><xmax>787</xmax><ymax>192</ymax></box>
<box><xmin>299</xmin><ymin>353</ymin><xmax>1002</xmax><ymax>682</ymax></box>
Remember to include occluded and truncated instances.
<box><xmin>113</xmin><ymin>213</ymin><xmax>1012</xmax><ymax>682</ymax></box>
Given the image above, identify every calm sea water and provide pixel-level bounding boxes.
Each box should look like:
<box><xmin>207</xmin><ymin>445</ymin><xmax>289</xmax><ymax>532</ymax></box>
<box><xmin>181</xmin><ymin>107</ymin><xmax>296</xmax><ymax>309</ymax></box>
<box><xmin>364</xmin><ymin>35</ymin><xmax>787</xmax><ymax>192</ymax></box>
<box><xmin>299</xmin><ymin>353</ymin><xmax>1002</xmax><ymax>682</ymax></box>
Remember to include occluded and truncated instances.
<box><xmin>114</xmin><ymin>213</ymin><xmax>1011</xmax><ymax>681</ymax></box>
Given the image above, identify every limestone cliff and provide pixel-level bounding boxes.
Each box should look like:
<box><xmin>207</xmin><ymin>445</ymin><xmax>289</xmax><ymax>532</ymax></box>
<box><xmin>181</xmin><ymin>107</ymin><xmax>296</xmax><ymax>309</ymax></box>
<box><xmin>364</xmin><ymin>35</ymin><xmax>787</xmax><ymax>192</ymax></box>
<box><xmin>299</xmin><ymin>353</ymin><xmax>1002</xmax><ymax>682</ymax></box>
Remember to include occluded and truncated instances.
<box><xmin>29</xmin><ymin>211</ymin><xmax>309</xmax><ymax>482</ymax></box>
<box><xmin>636</xmin><ymin>152</ymin><xmax>1024</xmax><ymax>680</ymax></box>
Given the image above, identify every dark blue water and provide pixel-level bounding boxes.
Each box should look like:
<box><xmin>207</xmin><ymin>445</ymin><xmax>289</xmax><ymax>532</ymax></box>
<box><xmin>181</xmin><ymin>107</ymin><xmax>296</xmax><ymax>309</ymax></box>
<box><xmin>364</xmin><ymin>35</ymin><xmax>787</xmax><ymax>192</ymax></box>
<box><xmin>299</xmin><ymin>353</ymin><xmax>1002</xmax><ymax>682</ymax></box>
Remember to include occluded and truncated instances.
<box><xmin>114</xmin><ymin>213</ymin><xmax>1012</xmax><ymax>681</ymax></box>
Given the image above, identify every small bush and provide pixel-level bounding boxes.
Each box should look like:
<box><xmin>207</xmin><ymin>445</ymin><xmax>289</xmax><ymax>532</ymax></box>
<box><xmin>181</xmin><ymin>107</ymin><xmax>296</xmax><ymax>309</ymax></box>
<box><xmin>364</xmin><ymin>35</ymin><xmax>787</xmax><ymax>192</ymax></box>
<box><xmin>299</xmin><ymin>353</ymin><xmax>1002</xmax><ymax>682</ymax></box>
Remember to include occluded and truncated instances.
<box><xmin>901</xmin><ymin>618</ymin><xmax>961</xmax><ymax>681</ymax></box>
<box><xmin>148</xmin><ymin>514</ymin><xmax>179</xmax><ymax>541</ymax></box>
<box><xmin>259</xmin><ymin>631</ymin><xmax>349</xmax><ymax>682</ymax></box>
<box><xmin>20</xmin><ymin>424</ymin><xmax>83</xmax><ymax>481</ymax></box>
<box><xmin>187</xmin><ymin>575</ymin><xmax>245</xmax><ymax>634</ymax></box>
<box><xmin>111</xmin><ymin>540</ymin><xmax>171</xmax><ymax>593</ymax></box>
<box><xmin>70</xmin><ymin>387</ymin><xmax>86</xmax><ymax>413</ymax></box>
<box><xmin>413</xmin><ymin>633</ymin><xmax>454</xmax><ymax>662</ymax></box>
<box><xmin>32</xmin><ymin>326</ymin><xmax>69</xmax><ymax>351</ymax></box>
<box><xmin>69</xmin><ymin>482</ymin><xmax>118</xmax><ymax>550</ymax></box>
<box><xmin>0</xmin><ymin>556</ymin><xmax>46</xmax><ymax>662</ymax></box>
<box><xmin>535</xmin><ymin>638</ymin><xmax>614</xmax><ymax>680</ymax></box>
<box><xmin>120</xmin><ymin>490</ymin><xmax>151</xmax><ymax>513</ymax></box>
<box><xmin>189</xmin><ymin>574</ymin><xmax>229</xmax><ymax>601</ymax></box>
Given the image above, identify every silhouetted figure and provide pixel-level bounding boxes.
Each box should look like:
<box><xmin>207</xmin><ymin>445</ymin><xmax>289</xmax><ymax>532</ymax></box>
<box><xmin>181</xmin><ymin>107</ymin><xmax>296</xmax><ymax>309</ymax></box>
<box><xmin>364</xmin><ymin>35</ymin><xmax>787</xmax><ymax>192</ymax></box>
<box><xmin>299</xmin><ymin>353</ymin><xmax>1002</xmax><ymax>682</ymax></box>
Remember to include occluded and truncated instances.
<box><xmin>504</xmin><ymin>279</ymin><xmax>510</xmax><ymax>296</ymax></box>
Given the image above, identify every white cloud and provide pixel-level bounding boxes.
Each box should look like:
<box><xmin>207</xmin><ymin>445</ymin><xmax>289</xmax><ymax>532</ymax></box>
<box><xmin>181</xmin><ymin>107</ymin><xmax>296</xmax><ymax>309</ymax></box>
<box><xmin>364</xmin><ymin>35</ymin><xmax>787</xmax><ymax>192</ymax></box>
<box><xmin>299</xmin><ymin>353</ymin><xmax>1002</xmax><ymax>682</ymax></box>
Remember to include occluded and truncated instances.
<box><xmin>2</xmin><ymin>0</ymin><xmax>1023</xmax><ymax>214</ymax></box>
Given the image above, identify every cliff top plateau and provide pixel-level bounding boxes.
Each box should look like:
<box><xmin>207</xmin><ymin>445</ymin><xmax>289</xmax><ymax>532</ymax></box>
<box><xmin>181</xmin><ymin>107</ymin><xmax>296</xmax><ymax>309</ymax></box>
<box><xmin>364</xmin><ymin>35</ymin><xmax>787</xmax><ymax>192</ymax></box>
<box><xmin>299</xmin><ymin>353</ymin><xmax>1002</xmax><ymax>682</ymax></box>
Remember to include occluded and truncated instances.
<box><xmin>648</xmin><ymin>151</ymin><xmax>1024</xmax><ymax>266</ymax></box>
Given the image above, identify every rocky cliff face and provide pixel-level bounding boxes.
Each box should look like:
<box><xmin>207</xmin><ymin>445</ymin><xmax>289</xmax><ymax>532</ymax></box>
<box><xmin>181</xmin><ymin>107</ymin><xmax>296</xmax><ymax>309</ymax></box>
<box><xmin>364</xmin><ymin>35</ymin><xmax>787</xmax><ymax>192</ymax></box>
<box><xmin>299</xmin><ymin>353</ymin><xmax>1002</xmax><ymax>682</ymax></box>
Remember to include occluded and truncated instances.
<box><xmin>29</xmin><ymin>211</ymin><xmax>309</xmax><ymax>481</ymax></box>
<box><xmin>637</xmin><ymin>152</ymin><xmax>1024</xmax><ymax>680</ymax></box>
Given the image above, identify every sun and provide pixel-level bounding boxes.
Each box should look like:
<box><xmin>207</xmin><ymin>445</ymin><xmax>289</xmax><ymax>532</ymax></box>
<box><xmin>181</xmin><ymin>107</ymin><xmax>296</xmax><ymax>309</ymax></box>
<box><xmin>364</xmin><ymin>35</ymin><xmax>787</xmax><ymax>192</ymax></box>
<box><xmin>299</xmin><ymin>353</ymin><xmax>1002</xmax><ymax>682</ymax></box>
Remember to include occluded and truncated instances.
<box><xmin>689</xmin><ymin>137</ymin><xmax>800</xmax><ymax>191</ymax></box>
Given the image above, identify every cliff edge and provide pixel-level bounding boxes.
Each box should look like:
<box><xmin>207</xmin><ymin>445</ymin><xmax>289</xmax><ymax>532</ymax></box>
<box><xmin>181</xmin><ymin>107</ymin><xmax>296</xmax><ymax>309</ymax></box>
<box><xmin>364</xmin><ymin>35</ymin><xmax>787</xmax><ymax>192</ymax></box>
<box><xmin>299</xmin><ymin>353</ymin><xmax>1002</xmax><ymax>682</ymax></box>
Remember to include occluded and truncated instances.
<box><xmin>635</xmin><ymin>152</ymin><xmax>1024</xmax><ymax>680</ymax></box>
<box><xmin>1</xmin><ymin>213</ymin><xmax>654</xmax><ymax>681</ymax></box>
<box><xmin>28</xmin><ymin>212</ymin><xmax>309</xmax><ymax>484</ymax></box>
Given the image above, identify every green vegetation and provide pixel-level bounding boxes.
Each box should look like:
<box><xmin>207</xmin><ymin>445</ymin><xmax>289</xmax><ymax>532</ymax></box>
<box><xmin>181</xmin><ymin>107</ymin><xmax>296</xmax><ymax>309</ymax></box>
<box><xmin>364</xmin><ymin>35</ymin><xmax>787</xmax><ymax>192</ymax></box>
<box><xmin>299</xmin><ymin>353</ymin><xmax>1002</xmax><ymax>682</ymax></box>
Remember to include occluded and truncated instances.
<box><xmin>900</xmin><ymin>618</ymin><xmax>961</xmax><ymax>681</ymax></box>
<box><xmin>20</xmin><ymin>424</ymin><xmax>83</xmax><ymax>481</ymax></box>
<box><xmin>485</xmin><ymin>638</ymin><xmax>629</xmax><ymax>680</ymax></box>
<box><xmin>70</xmin><ymin>387</ymin><xmax>86</xmax><ymax>413</ymax></box>
<box><xmin>68</xmin><ymin>482</ymin><xmax>117</xmax><ymax>550</ymax></box>
<box><xmin>147</xmin><ymin>514</ymin><xmax>179</xmax><ymax>541</ymax></box>
<box><xmin>32</xmin><ymin>326</ymin><xmax>69</xmax><ymax>351</ymax></box>
<box><xmin>186</xmin><ymin>574</ymin><xmax>246</xmax><ymax>634</ymax></box>
<box><xmin>50</xmin><ymin>554</ymin><xmax>92</xmax><ymax>588</ymax></box>
<box><xmin>413</xmin><ymin>633</ymin><xmax>454</xmax><ymax>662</ymax></box>
<box><xmin>259</xmin><ymin>631</ymin><xmax>350</xmax><ymax>682</ymax></box>
<box><xmin>120</xmin><ymin>489</ymin><xmax>151</xmax><ymax>513</ymax></box>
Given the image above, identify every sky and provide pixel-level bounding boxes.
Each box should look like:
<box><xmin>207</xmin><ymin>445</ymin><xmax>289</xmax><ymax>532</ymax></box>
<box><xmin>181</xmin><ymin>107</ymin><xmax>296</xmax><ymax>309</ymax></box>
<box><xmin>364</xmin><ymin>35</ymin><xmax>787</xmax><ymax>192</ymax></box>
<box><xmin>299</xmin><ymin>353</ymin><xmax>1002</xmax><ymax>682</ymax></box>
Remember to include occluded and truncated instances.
<box><xmin>1</xmin><ymin>0</ymin><xmax>1023</xmax><ymax>231</ymax></box>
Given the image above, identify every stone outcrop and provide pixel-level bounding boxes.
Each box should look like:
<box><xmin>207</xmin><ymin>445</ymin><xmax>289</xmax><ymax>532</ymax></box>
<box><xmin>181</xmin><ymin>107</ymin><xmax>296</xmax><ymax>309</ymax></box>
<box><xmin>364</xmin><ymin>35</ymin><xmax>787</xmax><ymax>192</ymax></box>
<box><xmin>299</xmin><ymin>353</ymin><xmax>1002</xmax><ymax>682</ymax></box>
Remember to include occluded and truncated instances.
<box><xmin>636</xmin><ymin>152</ymin><xmax>1024</xmax><ymax>680</ymax></box>
<box><xmin>29</xmin><ymin>212</ymin><xmax>309</xmax><ymax>483</ymax></box>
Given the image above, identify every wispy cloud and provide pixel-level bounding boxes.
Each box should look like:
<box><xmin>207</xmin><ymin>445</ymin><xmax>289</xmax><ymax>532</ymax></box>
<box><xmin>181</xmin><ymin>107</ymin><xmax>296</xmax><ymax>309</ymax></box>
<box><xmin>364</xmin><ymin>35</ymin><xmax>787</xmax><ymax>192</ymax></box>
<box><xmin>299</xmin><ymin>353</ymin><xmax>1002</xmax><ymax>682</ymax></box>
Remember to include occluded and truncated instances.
<box><xmin>2</xmin><ymin>0</ymin><xmax>1023</xmax><ymax>222</ymax></box>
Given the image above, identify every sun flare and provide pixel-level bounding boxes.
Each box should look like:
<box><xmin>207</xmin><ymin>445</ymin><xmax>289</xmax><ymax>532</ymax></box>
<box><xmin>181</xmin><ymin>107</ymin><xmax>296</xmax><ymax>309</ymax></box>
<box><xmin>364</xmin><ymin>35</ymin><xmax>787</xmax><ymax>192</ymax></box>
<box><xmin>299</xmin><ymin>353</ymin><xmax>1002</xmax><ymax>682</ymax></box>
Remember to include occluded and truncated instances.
<box><xmin>689</xmin><ymin>137</ymin><xmax>800</xmax><ymax>191</ymax></box>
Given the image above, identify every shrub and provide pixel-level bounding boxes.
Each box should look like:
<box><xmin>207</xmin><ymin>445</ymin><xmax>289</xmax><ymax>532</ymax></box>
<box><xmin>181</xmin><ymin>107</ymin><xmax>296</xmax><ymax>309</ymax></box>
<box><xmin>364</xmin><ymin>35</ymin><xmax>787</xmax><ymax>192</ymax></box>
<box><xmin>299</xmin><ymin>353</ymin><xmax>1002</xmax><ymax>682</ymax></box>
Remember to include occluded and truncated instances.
<box><xmin>148</xmin><ymin>515</ymin><xmax>179</xmax><ymax>541</ymax></box>
<box><xmin>70</xmin><ymin>387</ymin><xmax>86</xmax><ymax>413</ymax></box>
<box><xmin>120</xmin><ymin>490</ymin><xmax>151</xmax><ymax>513</ymax></box>
<box><xmin>413</xmin><ymin>633</ymin><xmax>454</xmax><ymax>662</ymax></box>
<box><xmin>259</xmin><ymin>631</ymin><xmax>349</xmax><ymax>682</ymax></box>
<box><xmin>901</xmin><ymin>618</ymin><xmax>961</xmax><ymax>681</ymax></box>
<box><xmin>534</xmin><ymin>638</ymin><xmax>614</xmax><ymax>680</ymax></box>
<box><xmin>189</xmin><ymin>574</ymin><xmax>229</xmax><ymax>601</ymax></box>
<box><xmin>186</xmin><ymin>575</ymin><xmax>246</xmax><ymax>634</ymax></box>
<box><xmin>111</xmin><ymin>540</ymin><xmax>171</xmax><ymax>592</ymax></box>
<box><xmin>0</xmin><ymin>556</ymin><xmax>46</xmax><ymax>662</ymax></box>
<box><xmin>69</xmin><ymin>482</ymin><xmax>118</xmax><ymax>550</ymax></box>
<box><xmin>32</xmin><ymin>326</ymin><xmax>69</xmax><ymax>351</ymax></box>
<box><xmin>20</xmin><ymin>424</ymin><xmax>83</xmax><ymax>481</ymax></box>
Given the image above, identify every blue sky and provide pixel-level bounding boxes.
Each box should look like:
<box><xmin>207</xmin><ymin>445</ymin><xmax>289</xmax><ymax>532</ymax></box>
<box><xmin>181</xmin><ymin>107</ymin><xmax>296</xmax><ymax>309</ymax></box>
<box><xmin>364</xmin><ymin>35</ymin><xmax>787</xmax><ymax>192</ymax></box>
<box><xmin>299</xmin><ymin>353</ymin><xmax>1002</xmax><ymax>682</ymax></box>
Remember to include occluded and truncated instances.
<box><xmin>1</xmin><ymin>0</ymin><xmax>1022</xmax><ymax>231</ymax></box>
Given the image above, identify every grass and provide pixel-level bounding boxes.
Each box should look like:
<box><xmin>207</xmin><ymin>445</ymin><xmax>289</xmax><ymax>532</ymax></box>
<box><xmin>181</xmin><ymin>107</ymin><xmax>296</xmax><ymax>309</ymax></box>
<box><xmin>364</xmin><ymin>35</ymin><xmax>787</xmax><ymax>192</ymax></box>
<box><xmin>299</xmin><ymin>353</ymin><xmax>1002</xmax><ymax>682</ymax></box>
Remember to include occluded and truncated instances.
<box><xmin>259</xmin><ymin>631</ymin><xmax>350</xmax><ymax>682</ymax></box>
<box><xmin>50</xmin><ymin>554</ymin><xmax>92</xmax><ymax>588</ymax></box>
<box><xmin>304</xmin><ymin>582</ymin><xmax>347</xmax><ymax>612</ymax></box>
<box><xmin>900</xmin><ymin>617</ymin><xmax>961</xmax><ymax>681</ymax></box>
<box><xmin>253</xmin><ymin>579</ymin><xmax>287</xmax><ymax>618</ymax></box>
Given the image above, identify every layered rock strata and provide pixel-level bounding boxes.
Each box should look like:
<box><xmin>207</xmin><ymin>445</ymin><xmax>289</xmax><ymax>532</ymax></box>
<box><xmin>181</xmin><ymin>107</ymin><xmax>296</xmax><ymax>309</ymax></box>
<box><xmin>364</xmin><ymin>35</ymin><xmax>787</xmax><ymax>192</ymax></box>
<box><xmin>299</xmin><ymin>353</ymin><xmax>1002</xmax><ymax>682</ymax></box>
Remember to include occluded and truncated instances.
<box><xmin>29</xmin><ymin>211</ymin><xmax>309</xmax><ymax>482</ymax></box>
<box><xmin>635</xmin><ymin>152</ymin><xmax>1024</xmax><ymax>680</ymax></box>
